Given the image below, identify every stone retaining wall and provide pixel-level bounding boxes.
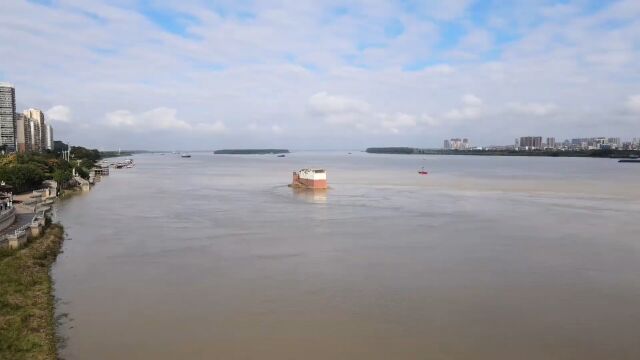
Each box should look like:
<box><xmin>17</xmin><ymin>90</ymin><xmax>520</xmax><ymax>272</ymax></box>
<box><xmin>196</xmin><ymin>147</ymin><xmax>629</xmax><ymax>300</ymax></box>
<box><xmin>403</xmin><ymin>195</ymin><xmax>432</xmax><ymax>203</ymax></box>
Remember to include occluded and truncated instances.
<box><xmin>0</xmin><ymin>207</ymin><xmax>16</xmax><ymax>232</ymax></box>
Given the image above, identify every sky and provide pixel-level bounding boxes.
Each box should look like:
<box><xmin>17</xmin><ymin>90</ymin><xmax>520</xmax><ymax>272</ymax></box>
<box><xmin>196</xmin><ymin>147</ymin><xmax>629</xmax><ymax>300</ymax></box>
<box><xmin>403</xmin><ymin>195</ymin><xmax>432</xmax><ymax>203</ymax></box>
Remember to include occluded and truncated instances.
<box><xmin>1</xmin><ymin>0</ymin><xmax>639</xmax><ymax>150</ymax></box>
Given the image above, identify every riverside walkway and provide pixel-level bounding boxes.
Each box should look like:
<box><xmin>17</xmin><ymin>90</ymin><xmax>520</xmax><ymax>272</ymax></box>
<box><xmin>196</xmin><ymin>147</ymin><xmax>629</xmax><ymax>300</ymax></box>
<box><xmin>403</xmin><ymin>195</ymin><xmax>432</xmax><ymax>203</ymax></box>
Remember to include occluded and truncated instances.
<box><xmin>0</xmin><ymin>192</ymin><xmax>51</xmax><ymax>247</ymax></box>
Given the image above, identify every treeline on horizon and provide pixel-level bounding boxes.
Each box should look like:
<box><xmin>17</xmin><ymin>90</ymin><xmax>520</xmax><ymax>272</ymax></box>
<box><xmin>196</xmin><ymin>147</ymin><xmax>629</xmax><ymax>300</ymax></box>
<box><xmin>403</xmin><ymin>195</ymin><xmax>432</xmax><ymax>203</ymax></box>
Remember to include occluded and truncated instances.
<box><xmin>0</xmin><ymin>142</ymin><xmax>103</xmax><ymax>193</ymax></box>
<box><xmin>214</xmin><ymin>149</ymin><xmax>289</xmax><ymax>154</ymax></box>
<box><xmin>365</xmin><ymin>147</ymin><xmax>640</xmax><ymax>158</ymax></box>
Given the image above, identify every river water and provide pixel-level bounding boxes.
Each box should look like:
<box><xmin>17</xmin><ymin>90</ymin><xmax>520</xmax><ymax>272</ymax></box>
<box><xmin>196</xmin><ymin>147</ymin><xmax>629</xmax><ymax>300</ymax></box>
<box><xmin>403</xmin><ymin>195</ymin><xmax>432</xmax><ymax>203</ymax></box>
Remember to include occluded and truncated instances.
<box><xmin>53</xmin><ymin>152</ymin><xmax>640</xmax><ymax>359</ymax></box>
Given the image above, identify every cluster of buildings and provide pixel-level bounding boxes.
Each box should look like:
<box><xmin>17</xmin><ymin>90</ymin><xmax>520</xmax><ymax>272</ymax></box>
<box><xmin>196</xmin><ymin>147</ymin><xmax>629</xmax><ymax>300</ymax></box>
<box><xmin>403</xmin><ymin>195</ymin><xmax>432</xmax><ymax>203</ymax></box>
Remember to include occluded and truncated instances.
<box><xmin>443</xmin><ymin>138</ymin><xmax>470</xmax><ymax>150</ymax></box>
<box><xmin>0</xmin><ymin>82</ymin><xmax>53</xmax><ymax>153</ymax></box>
<box><xmin>514</xmin><ymin>136</ymin><xmax>635</xmax><ymax>151</ymax></box>
<box><xmin>442</xmin><ymin>135</ymin><xmax>640</xmax><ymax>152</ymax></box>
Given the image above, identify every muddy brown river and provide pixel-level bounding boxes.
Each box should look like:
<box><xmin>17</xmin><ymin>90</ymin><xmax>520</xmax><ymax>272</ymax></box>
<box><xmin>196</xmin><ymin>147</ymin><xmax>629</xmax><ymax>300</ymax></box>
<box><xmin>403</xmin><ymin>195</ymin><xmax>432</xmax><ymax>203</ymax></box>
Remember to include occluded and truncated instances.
<box><xmin>53</xmin><ymin>152</ymin><xmax>640</xmax><ymax>359</ymax></box>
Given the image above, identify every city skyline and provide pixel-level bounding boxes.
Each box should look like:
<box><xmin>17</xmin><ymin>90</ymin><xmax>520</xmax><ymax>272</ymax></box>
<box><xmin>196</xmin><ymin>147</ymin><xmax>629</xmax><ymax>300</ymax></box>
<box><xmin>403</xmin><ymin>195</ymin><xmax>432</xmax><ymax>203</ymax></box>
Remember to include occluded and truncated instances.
<box><xmin>1</xmin><ymin>1</ymin><xmax>639</xmax><ymax>150</ymax></box>
<box><xmin>442</xmin><ymin>135</ymin><xmax>638</xmax><ymax>150</ymax></box>
<box><xmin>0</xmin><ymin>82</ymin><xmax>54</xmax><ymax>153</ymax></box>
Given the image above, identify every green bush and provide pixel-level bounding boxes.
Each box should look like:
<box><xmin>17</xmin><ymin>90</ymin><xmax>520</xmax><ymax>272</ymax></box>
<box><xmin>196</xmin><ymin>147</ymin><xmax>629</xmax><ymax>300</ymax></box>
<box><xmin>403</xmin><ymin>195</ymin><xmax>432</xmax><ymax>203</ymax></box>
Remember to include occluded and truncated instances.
<box><xmin>0</xmin><ymin>164</ymin><xmax>46</xmax><ymax>193</ymax></box>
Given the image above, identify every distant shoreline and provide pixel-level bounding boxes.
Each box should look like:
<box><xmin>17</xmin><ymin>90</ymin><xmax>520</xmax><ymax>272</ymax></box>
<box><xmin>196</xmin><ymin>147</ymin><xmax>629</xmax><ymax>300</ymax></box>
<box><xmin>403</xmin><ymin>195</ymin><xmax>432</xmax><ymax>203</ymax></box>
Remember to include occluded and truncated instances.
<box><xmin>214</xmin><ymin>149</ymin><xmax>290</xmax><ymax>155</ymax></box>
<box><xmin>365</xmin><ymin>147</ymin><xmax>640</xmax><ymax>158</ymax></box>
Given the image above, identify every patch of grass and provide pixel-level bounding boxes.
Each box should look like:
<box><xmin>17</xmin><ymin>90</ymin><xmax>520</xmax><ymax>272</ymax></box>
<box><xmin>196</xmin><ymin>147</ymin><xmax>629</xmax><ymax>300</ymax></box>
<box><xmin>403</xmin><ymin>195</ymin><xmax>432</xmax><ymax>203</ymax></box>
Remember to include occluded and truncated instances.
<box><xmin>0</xmin><ymin>224</ymin><xmax>64</xmax><ymax>360</ymax></box>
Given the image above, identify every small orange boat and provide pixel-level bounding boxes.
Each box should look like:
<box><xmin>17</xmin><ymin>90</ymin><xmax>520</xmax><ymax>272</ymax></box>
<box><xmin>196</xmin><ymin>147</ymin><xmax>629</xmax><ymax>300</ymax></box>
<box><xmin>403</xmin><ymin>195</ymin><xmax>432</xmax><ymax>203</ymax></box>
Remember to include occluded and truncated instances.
<box><xmin>418</xmin><ymin>167</ymin><xmax>428</xmax><ymax>175</ymax></box>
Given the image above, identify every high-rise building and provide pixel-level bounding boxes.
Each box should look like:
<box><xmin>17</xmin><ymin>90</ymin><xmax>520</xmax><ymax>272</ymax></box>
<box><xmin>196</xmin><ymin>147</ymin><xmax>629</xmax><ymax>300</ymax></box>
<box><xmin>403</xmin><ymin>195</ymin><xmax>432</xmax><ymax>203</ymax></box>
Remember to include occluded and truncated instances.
<box><xmin>15</xmin><ymin>113</ymin><xmax>32</xmax><ymax>153</ymax></box>
<box><xmin>519</xmin><ymin>136</ymin><xmax>543</xmax><ymax>150</ymax></box>
<box><xmin>0</xmin><ymin>82</ymin><xmax>17</xmax><ymax>152</ymax></box>
<box><xmin>446</xmin><ymin>138</ymin><xmax>470</xmax><ymax>150</ymax></box>
<box><xmin>593</xmin><ymin>137</ymin><xmax>606</xmax><ymax>148</ymax></box>
<box><xmin>45</xmin><ymin>124</ymin><xmax>53</xmax><ymax>150</ymax></box>
<box><xmin>546</xmin><ymin>137</ymin><xmax>556</xmax><ymax>149</ymax></box>
<box><xmin>443</xmin><ymin>139</ymin><xmax>450</xmax><ymax>150</ymax></box>
<box><xmin>23</xmin><ymin>108</ymin><xmax>46</xmax><ymax>152</ymax></box>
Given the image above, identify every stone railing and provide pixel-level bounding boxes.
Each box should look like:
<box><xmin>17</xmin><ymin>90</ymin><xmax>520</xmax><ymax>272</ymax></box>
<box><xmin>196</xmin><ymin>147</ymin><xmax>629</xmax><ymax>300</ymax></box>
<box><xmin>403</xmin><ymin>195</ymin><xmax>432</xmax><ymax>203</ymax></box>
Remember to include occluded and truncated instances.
<box><xmin>0</xmin><ymin>213</ymin><xmax>45</xmax><ymax>250</ymax></box>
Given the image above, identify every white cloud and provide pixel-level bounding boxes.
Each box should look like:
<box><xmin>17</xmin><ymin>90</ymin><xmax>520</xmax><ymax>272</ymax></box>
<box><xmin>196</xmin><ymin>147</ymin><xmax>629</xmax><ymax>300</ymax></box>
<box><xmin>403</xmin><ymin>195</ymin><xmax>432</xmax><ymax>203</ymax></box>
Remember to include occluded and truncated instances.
<box><xmin>456</xmin><ymin>29</ymin><xmax>493</xmax><ymax>55</ymax></box>
<box><xmin>106</xmin><ymin>107</ymin><xmax>225</xmax><ymax>133</ymax></box>
<box><xmin>308</xmin><ymin>92</ymin><xmax>370</xmax><ymax>118</ymax></box>
<box><xmin>444</xmin><ymin>107</ymin><xmax>482</xmax><ymax>121</ymax></box>
<box><xmin>1</xmin><ymin>0</ymin><xmax>639</xmax><ymax>148</ymax></box>
<box><xmin>462</xmin><ymin>94</ymin><xmax>483</xmax><ymax>107</ymax></box>
<box><xmin>106</xmin><ymin>110</ymin><xmax>136</xmax><ymax>127</ymax></box>
<box><xmin>444</xmin><ymin>94</ymin><xmax>484</xmax><ymax>121</ymax></box>
<box><xmin>507</xmin><ymin>102</ymin><xmax>558</xmax><ymax>116</ymax></box>
<box><xmin>195</xmin><ymin>121</ymin><xmax>227</xmax><ymax>134</ymax></box>
<box><xmin>308</xmin><ymin>92</ymin><xmax>434</xmax><ymax>134</ymax></box>
<box><xmin>421</xmin><ymin>64</ymin><xmax>455</xmax><ymax>75</ymax></box>
<box><xmin>380</xmin><ymin>113</ymin><xmax>418</xmax><ymax>133</ymax></box>
<box><xmin>626</xmin><ymin>94</ymin><xmax>640</xmax><ymax>114</ymax></box>
<box><xmin>46</xmin><ymin>105</ymin><xmax>72</xmax><ymax>122</ymax></box>
<box><xmin>106</xmin><ymin>107</ymin><xmax>190</xmax><ymax>131</ymax></box>
<box><xmin>307</xmin><ymin>92</ymin><xmax>371</xmax><ymax>126</ymax></box>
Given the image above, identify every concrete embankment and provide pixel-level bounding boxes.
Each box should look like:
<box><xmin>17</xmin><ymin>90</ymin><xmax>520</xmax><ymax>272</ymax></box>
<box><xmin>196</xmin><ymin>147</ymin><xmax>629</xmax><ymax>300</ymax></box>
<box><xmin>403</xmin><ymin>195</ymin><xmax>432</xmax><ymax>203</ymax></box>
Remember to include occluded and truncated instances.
<box><xmin>0</xmin><ymin>223</ymin><xmax>64</xmax><ymax>360</ymax></box>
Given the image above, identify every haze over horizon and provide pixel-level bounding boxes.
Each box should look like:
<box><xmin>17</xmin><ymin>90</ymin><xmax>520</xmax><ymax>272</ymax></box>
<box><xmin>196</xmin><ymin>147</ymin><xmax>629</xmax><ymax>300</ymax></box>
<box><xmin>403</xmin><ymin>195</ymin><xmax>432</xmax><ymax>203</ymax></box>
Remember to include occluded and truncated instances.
<box><xmin>1</xmin><ymin>0</ymin><xmax>639</xmax><ymax>150</ymax></box>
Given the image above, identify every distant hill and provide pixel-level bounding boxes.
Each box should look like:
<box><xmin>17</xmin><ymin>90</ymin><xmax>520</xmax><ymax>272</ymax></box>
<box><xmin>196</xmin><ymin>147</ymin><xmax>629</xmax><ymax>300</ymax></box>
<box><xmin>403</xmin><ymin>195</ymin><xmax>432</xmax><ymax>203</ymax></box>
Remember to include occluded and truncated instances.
<box><xmin>214</xmin><ymin>149</ymin><xmax>290</xmax><ymax>154</ymax></box>
<box><xmin>366</xmin><ymin>147</ymin><xmax>416</xmax><ymax>154</ymax></box>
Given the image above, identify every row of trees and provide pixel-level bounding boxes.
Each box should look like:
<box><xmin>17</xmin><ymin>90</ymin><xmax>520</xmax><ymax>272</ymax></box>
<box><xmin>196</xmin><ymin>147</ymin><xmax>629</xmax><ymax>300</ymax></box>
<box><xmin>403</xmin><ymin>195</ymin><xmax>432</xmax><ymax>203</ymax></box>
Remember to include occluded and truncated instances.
<box><xmin>0</xmin><ymin>145</ymin><xmax>101</xmax><ymax>194</ymax></box>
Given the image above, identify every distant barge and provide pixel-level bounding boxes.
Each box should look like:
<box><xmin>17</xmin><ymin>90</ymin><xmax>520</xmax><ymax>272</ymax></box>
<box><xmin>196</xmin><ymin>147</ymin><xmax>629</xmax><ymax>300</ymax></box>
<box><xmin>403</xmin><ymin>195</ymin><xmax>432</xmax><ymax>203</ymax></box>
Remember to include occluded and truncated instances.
<box><xmin>290</xmin><ymin>169</ymin><xmax>328</xmax><ymax>189</ymax></box>
<box><xmin>619</xmin><ymin>159</ymin><xmax>640</xmax><ymax>163</ymax></box>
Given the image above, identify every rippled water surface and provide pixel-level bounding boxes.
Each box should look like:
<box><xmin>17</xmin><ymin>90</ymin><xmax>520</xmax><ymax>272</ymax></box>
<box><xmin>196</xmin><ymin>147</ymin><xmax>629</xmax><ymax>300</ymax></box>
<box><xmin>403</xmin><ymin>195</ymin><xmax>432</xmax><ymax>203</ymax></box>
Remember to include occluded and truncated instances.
<box><xmin>54</xmin><ymin>152</ymin><xmax>640</xmax><ymax>359</ymax></box>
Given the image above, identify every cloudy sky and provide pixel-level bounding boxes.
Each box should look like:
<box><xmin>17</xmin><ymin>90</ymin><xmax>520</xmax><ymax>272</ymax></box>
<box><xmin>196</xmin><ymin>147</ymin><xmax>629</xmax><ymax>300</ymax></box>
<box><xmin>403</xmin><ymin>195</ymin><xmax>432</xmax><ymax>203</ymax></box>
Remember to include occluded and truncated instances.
<box><xmin>1</xmin><ymin>0</ymin><xmax>639</xmax><ymax>150</ymax></box>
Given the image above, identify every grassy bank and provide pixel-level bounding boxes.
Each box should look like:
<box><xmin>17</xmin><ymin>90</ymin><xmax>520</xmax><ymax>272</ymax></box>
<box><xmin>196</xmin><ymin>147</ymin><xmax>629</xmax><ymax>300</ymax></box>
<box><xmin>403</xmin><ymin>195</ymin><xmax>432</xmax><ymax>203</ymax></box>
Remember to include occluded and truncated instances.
<box><xmin>0</xmin><ymin>224</ymin><xmax>64</xmax><ymax>360</ymax></box>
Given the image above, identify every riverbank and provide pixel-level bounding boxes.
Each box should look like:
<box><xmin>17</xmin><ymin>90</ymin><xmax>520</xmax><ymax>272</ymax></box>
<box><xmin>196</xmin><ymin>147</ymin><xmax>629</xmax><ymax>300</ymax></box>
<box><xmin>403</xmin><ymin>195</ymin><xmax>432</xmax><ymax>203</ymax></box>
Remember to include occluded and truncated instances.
<box><xmin>0</xmin><ymin>223</ymin><xmax>64</xmax><ymax>360</ymax></box>
<box><xmin>365</xmin><ymin>147</ymin><xmax>640</xmax><ymax>158</ymax></box>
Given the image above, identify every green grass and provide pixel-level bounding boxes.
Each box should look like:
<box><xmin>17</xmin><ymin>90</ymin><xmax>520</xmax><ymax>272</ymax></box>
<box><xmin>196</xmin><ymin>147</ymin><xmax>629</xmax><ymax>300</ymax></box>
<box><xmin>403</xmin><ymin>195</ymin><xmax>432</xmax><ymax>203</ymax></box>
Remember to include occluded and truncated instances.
<box><xmin>0</xmin><ymin>224</ymin><xmax>64</xmax><ymax>360</ymax></box>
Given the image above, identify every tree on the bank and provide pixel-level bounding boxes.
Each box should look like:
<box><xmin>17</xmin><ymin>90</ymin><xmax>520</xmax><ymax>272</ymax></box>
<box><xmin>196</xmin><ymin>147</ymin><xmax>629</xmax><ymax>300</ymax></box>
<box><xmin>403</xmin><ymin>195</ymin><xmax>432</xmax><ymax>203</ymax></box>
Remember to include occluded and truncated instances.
<box><xmin>52</xmin><ymin>169</ymin><xmax>73</xmax><ymax>190</ymax></box>
<box><xmin>71</xmin><ymin>146</ymin><xmax>101</xmax><ymax>162</ymax></box>
<box><xmin>0</xmin><ymin>144</ymin><xmax>102</xmax><ymax>193</ymax></box>
<box><xmin>0</xmin><ymin>164</ymin><xmax>46</xmax><ymax>193</ymax></box>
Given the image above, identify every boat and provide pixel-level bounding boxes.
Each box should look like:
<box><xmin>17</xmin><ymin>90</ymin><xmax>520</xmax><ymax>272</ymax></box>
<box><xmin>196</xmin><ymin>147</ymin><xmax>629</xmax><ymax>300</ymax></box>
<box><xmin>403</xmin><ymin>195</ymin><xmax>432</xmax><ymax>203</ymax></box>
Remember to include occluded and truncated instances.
<box><xmin>618</xmin><ymin>159</ymin><xmax>640</xmax><ymax>163</ymax></box>
<box><xmin>113</xmin><ymin>159</ymin><xmax>134</xmax><ymax>169</ymax></box>
<box><xmin>181</xmin><ymin>154</ymin><xmax>191</xmax><ymax>158</ymax></box>
<box><xmin>290</xmin><ymin>169</ymin><xmax>328</xmax><ymax>189</ymax></box>
<box><xmin>277</xmin><ymin>154</ymin><xmax>286</xmax><ymax>157</ymax></box>
<box><xmin>418</xmin><ymin>167</ymin><xmax>428</xmax><ymax>175</ymax></box>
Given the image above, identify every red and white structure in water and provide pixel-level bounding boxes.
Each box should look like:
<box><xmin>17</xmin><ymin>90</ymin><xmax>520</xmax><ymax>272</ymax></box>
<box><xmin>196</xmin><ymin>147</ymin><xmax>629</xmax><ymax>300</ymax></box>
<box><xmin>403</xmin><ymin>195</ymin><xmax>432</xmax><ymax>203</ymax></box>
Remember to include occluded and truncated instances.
<box><xmin>291</xmin><ymin>169</ymin><xmax>328</xmax><ymax>189</ymax></box>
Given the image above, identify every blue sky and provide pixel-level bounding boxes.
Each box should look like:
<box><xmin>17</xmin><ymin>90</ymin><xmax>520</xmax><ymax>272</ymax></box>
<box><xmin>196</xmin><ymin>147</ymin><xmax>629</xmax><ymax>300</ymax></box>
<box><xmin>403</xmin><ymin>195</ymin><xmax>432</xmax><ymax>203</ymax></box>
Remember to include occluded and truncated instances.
<box><xmin>1</xmin><ymin>0</ymin><xmax>639</xmax><ymax>150</ymax></box>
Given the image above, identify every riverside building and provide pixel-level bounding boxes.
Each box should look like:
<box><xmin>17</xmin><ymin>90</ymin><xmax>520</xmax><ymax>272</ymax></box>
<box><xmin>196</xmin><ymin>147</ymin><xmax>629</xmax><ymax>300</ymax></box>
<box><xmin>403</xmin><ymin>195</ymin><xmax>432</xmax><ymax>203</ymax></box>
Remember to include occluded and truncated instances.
<box><xmin>546</xmin><ymin>137</ymin><xmax>556</xmax><ymax>149</ymax></box>
<box><xmin>45</xmin><ymin>124</ymin><xmax>53</xmax><ymax>150</ymax></box>
<box><xmin>519</xmin><ymin>136</ymin><xmax>543</xmax><ymax>150</ymax></box>
<box><xmin>0</xmin><ymin>82</ymin><xmax>16</xmax><ymax>152</ymax></box>
<box><xmin>444</xmin><ymin>138</ymin><xmax>470</xmax><ymax>150</ymax></box>
<box><xmin>15</xmin><ymin>113</ymin><xmax>32</xmax><ymax>153</ymax></box>
<box><xmin>23</xmin><ymin>108</ymin><xmax>47</xmax><ymax>152</ymax></box>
